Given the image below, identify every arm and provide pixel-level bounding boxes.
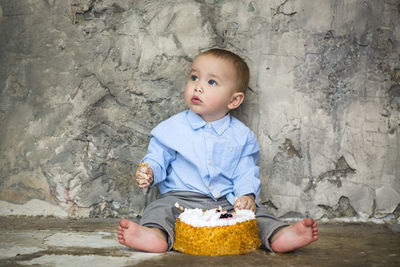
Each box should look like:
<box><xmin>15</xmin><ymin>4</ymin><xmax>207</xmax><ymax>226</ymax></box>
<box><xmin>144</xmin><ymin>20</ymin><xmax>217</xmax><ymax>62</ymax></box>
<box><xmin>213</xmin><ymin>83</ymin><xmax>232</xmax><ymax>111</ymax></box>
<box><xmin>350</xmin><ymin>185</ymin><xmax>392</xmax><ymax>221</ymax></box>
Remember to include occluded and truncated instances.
<box><xmin>232</xmin><ymin>131</ymin><xmax>261</xmax><ymax>213</ymax></box>
<box><xmin>136</xmin><ymin>135</ymin><xmax>176</xmax><ymax>188</ymax></box>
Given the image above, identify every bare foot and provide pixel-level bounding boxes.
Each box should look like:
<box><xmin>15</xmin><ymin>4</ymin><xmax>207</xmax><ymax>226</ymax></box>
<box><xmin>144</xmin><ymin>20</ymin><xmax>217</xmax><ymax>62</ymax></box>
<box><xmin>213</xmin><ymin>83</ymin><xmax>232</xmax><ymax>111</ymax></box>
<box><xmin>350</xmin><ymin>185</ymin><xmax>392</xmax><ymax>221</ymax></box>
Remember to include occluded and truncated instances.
<box><xmin>270</xmin><ymin>218</ymin><xmax>319</xmax><ymax>253</ymax></box>
<box><xmin>118</xmin><ymin>219</ymin><xmax>168</xmax><ymax>253</ymax></box>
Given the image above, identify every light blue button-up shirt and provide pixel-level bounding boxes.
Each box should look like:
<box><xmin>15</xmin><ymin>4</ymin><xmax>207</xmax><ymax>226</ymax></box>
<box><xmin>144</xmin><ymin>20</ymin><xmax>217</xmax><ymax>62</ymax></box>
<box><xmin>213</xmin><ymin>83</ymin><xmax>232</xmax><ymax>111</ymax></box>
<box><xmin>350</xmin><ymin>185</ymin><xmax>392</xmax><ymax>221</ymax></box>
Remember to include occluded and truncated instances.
<box><xmin>142</xmin><ymin>110</ymin><xmax>261</xmax><ymax>205</ymax></box>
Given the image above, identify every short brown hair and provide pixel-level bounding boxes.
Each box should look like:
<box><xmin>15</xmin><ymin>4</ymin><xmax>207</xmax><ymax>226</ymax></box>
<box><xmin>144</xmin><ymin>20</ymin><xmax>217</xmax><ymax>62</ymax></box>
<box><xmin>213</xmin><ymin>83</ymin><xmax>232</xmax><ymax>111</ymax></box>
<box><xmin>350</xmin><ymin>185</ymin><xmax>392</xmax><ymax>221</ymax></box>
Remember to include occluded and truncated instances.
<box><xmin>199</xmin><ymin>48</ymin><xmax>250</xmax><ymax>93</ymax></box>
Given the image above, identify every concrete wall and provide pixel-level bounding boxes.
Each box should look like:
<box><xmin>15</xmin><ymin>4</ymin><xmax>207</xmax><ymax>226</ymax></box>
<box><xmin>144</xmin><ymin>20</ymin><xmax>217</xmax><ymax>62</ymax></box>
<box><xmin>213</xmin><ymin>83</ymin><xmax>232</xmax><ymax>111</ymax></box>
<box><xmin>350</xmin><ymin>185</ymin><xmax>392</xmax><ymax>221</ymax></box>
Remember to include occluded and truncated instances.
<box><xmin>0</xmin><ymin>0</ymin><xmax>399</xmax><ymax>220</ymax></box>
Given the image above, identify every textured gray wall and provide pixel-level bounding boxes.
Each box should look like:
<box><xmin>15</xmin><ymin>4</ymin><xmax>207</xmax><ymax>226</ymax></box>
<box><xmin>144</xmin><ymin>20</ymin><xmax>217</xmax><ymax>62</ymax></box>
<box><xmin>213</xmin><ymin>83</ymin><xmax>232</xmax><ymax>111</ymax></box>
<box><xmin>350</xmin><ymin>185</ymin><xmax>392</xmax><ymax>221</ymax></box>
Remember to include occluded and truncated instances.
<box><xmin>0</xmin><ymin>0</ymin><xmax>399</xmax><ymax>220</ymax></box>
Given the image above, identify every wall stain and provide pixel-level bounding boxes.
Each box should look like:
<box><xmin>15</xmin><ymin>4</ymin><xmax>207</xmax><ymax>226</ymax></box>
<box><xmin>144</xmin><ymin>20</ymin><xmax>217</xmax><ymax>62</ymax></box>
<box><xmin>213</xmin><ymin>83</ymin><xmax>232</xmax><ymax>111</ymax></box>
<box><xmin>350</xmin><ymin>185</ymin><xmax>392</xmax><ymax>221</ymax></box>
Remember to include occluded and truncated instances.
<box><xmin>314</xmin><ymin>156</ymin><xmax>356</xmax><ymax>188</ymax></box>
<box><xmin>318</xmin><ymin>196</ymin><xmax>358</xmax><ymax>218</ymax></box>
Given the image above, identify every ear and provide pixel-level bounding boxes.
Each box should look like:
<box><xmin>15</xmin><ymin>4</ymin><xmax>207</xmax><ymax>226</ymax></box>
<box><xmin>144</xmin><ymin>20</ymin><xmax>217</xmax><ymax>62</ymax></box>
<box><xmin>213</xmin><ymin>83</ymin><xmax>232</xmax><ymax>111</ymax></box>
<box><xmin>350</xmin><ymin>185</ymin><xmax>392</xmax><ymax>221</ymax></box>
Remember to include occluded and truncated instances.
<box><xmin>228</xmin><ymin>92</ymin><xmax>244</xmax><ymax>110</ymax></box>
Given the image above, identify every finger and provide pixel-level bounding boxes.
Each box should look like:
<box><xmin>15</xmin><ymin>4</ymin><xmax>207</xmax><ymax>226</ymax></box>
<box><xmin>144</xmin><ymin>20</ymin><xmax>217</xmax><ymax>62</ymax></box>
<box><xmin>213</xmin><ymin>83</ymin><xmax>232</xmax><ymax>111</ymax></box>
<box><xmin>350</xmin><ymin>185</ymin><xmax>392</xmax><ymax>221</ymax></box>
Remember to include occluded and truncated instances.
<box><xmin>142</xmin><ymin>175</ymin><xmax>153</xmax><ymax>184</ymax></box>
<box><xmin>236</xmin><ymin>201</ymin><xmax>245</xmax><ymax>210</ymax></box>
<box><xmin>136</xmin><ymin>178</ymin><xmax>149</xmax><ymax>186</ymax></box>
<box><xmin>137</xmin><ymin>181</ymin><xmax>150</xmax><ymax>188</ymax></box>
<box><xmin>246</xmin><ymin>202</ymin><xmax>255</xmax><ymax>213</ymax></box>
<box><xmin>138</xmin><ymin>165</ymin><xmax>147</xmax><ymax>172</ymax></box>
<box><xmin>240</xmin><ymin>199</ymin><xmax>255</xmax><ymax>213</ymax></box>
<box><xmin>244</xmin><ymin>200</ymin><xmax>252</xmax><ymax>210</ymax></box>
<box><xmin>136</xmin><ymin>171</ymin><xmax>149</xmax><ymax>179</ymax></box>
<box><xmin>136</xmin><ymin>178</ymin><xmax>149</xmax><ymax>184</ymax></box>
<box><xmin>138</xmin><ymin>163</ymin><xmax>151</xmax><ymax>174</ymax></box>
<box><xmin>250</xmin><ymin>203</ymin><xmax>256</xmax><ymax>213</ymax></box>
<box><xmin>145</xmin><ymin>168</ymin><xmax>153</xmax><ymax>176</ymax></box>
<box><xmin>240</xmin><ymin>200</ymin><xmax>247</xmax><ymax>209</ymax></box>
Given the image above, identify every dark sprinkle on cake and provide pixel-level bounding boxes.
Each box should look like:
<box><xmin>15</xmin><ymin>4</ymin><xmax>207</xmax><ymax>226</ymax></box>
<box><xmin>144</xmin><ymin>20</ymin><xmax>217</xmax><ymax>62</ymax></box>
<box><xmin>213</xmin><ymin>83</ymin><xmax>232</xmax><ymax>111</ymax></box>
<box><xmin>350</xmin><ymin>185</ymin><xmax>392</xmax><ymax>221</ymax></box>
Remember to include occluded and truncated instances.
<box><xmin>219</xmin><ymin>213</ymin><xmax>233</xmax><ymax>219</ymax></box>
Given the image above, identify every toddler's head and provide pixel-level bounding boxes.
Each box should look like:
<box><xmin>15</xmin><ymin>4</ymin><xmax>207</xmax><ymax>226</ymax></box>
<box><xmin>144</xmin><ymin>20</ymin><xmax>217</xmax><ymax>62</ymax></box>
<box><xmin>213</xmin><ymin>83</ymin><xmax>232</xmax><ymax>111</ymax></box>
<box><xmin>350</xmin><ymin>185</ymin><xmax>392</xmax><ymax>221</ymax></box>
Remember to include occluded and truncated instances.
<box><xmin>184</xmin><ymin>48</ymin><xmax>250</xmax><ymax>122</ymax></box>
<box><xmin>198</xmin><ymin>49</ymin><xmax>250</xmax><ymax>93</ymax></box>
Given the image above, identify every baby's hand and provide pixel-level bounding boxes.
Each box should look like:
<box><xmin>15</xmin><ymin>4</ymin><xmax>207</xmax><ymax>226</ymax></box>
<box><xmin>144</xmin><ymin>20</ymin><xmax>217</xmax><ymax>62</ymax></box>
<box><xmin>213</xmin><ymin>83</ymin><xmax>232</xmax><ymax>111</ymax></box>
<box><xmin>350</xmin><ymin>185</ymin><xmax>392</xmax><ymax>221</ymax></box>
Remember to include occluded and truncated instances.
<box><xmin>135</xmin><ymin>162</ymin><xmax>153</xmax><ymax>189</ymax></box>
<box><xmin>234</xmin><ymin>195</ymin><xmax>256</xmax><ymax>214</ymax></box>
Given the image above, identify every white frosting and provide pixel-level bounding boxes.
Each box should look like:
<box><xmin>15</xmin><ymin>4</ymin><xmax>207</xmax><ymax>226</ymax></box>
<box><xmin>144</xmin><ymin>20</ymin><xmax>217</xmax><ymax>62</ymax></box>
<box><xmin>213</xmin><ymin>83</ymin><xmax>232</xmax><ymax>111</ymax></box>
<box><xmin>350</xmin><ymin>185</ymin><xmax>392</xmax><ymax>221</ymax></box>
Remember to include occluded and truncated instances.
<box><xmin>178</xmin><ymin>208</ymin><xmax>256</xmax><ymax>227</ymax></box>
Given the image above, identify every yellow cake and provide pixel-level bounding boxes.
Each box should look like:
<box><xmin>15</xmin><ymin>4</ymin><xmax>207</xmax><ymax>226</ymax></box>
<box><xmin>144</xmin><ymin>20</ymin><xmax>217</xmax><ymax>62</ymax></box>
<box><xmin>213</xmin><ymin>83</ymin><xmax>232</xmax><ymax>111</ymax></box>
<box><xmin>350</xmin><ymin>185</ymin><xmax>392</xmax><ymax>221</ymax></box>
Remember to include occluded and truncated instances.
<box><xmin>173</xmin><ymin>208</ymin><xmax>261</xmax><ymax>256</ymax></box>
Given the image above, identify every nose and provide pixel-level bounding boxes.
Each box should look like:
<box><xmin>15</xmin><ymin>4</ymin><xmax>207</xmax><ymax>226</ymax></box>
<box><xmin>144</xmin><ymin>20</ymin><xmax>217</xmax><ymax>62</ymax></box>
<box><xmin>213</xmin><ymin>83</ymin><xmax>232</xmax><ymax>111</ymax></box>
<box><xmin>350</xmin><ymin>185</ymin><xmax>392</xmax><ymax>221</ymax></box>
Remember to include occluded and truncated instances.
<box><xmin>195</xmin><ymin>87</ymin><xmax>203</xmax><ymax>93</ymax></box>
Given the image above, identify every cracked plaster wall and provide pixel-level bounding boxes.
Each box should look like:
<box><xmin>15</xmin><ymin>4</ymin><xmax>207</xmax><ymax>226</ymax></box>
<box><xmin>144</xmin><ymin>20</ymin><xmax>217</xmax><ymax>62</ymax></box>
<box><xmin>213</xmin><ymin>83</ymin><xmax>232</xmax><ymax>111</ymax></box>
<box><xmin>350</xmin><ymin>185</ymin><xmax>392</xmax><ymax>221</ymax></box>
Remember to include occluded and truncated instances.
<box><xmin>0</xmin><ymin>0</ymin><xmax>399</xmax><ymax>220</ymax></box>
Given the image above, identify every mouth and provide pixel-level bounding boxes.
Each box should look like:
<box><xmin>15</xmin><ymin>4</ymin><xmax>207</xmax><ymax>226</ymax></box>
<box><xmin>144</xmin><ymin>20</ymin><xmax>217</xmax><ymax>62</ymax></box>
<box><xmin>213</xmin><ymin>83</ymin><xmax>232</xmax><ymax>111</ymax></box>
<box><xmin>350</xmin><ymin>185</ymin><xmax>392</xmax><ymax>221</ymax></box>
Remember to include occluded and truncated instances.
<box><xmin>191</xmin><ymin>96</ymin><xmax>202</xmax><ymax>104</ymax></box>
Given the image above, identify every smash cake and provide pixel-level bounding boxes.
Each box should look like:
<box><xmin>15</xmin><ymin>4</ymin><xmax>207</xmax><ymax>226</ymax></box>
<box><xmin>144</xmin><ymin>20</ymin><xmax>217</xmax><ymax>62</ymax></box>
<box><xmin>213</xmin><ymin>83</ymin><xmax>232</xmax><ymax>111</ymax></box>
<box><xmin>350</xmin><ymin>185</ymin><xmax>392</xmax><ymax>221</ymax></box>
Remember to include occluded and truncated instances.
<box><xmin>173</xmin><ymin>203</ymin><xmax>261</xmax><ymax>256</ymax></box>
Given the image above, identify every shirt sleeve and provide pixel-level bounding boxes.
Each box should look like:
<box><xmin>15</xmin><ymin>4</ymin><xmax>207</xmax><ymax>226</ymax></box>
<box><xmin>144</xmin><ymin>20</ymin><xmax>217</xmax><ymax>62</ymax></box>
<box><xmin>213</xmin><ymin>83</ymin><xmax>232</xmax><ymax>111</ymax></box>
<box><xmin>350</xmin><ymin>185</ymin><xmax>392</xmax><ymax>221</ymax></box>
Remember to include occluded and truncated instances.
<box><xmin>142</xmin><ymin>135</ymin><xmax>176</xmax><ymax>186</ymax></box>
<box><xmin>232</xmin><ymin>131</ymin><xmax>261</xmax><ymax>201</ymax></box>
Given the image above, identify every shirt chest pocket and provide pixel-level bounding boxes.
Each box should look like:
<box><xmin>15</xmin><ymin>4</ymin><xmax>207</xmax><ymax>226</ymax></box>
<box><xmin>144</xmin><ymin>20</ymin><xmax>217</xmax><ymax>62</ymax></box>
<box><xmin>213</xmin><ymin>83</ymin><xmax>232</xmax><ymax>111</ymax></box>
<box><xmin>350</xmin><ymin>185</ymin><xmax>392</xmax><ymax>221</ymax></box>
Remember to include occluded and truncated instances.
<box><xmin>212</xmin><ymin>143</ymin><xmax>243</xmax><ymax>178</ymax></box>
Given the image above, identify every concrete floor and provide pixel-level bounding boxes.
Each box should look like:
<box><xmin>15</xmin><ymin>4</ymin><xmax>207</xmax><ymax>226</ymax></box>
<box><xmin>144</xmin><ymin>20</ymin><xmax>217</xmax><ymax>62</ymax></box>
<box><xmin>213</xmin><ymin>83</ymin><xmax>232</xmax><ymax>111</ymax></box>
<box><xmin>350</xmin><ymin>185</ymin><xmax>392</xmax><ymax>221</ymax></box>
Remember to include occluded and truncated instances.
<box><xmin>0</xmin><ymin>217</ymin><xmax>399</xmax><ymax>267</ymax></box>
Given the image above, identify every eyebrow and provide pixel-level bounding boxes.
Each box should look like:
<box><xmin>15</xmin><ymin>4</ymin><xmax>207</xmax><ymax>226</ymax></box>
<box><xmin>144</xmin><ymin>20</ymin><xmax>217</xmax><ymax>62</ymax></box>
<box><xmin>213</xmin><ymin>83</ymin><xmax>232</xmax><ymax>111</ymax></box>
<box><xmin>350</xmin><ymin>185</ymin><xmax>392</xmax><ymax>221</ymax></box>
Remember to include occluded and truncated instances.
<box><xmin>208</xmin><ymin>73</ymin><xmax>220</xmax><ymax>79</ymax></box>
<box><xmin>190</xmin><ymin>68</ymin><xmax>221</xmax><ymax>80</ymax></box>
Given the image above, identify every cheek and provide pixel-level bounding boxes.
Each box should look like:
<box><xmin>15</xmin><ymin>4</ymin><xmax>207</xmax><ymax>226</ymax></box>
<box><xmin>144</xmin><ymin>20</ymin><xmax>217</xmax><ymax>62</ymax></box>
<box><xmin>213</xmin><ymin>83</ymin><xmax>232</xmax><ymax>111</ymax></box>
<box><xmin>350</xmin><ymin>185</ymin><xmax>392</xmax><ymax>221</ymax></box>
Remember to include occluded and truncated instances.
<box><xmin>212</xmin><ymin>92</ymin><xmax>233</xmax><ymax>110</ymax></box>
<box><xmin>205</xmin><ymin>92</ymin><xmax>223</xmax><ymax>108</ymax></box>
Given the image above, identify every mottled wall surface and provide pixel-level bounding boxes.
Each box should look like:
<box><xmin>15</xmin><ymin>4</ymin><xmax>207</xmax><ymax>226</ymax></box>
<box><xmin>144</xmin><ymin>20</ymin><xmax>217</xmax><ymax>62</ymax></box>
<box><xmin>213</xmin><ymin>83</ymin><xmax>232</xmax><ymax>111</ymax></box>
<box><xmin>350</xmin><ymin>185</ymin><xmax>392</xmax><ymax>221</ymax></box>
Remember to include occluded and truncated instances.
<box><xmin>0</xmin><ymin>0</ymin><xmax>399</xmax><ymax>220</ymax></box>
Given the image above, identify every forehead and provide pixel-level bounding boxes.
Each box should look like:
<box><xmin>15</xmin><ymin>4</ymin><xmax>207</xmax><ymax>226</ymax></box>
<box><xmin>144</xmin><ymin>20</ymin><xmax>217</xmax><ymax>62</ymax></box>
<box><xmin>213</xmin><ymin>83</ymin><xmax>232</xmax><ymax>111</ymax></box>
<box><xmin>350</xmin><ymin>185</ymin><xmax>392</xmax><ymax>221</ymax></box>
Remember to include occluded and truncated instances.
<box><xmin>191</xmin><ymin>54</ymin><xmax>237</xmax><ymax>78</ymax></box>
<box><xmin>192</xmin><ymin>54</ymin><xmax>235</xmax><ymax>71</ymax></box>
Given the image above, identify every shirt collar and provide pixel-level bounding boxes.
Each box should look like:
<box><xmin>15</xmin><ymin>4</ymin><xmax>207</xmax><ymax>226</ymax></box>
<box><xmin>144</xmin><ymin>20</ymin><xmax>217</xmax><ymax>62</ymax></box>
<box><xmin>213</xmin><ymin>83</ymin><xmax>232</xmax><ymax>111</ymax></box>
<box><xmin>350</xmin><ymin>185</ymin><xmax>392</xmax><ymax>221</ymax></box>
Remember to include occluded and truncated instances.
<box><xmin>186</xmin><ymin>110</ymin><xmax>231</xmax><ymax>136</ymax></box>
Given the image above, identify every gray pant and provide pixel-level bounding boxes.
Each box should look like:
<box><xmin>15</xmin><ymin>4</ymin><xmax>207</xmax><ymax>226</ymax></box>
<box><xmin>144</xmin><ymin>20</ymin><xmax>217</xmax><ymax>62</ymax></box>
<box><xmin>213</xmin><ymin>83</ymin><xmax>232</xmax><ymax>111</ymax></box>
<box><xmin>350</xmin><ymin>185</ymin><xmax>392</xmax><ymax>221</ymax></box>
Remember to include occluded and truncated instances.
<box><xmin>140</xmin><ymin>191</ymin><xmax>288</xmax><ymax>251</ymax></box>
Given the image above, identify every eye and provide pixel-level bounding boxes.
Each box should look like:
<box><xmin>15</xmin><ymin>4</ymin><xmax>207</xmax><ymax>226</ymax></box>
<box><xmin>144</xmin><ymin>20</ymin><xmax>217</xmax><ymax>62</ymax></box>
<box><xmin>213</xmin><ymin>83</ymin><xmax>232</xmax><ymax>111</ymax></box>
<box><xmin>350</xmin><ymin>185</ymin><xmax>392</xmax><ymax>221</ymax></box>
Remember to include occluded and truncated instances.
<box><xmin>191</xmin><ymin>75</ymin><xmax>198</xmax><ymax>82</ymax></box>
<box><xmin>208</xmin><ymin>79</ymin><xmax>217</xmax><ymax>86</ymax></box>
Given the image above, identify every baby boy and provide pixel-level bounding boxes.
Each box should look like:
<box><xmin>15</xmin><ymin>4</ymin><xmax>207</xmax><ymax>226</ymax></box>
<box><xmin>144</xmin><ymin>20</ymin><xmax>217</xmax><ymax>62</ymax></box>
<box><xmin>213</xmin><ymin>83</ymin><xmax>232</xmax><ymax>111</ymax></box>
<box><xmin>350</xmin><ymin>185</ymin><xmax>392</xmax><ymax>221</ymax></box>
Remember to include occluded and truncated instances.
<box><xmin>118</xmin><ymin>48</ymin><xmax>318</xmax><ymax>253</ymax></box>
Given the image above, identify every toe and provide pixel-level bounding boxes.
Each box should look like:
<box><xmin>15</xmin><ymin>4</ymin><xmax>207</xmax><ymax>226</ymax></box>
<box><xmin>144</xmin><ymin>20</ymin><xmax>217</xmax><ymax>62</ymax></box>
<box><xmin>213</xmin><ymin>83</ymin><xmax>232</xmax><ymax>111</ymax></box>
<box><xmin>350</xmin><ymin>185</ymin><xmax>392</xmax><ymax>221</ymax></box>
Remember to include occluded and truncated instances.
<box><xmin>303</xmin><ymin>218</ymin><xmax>315</xmax><ymax>227</ymax></box>
<box><xmin>313</xmin><ymin>227</ymin><xmax>319</xmax><ymax>236</ymax></box>
<box><xmin>118</xmin><ymin>234</ymin><xmax>125</xmax><ymax>244</ymax></box>
<box><xmin>119</xmin><ymin>219</ymin><xmax>131</xmax><ymax>228</ymax></box>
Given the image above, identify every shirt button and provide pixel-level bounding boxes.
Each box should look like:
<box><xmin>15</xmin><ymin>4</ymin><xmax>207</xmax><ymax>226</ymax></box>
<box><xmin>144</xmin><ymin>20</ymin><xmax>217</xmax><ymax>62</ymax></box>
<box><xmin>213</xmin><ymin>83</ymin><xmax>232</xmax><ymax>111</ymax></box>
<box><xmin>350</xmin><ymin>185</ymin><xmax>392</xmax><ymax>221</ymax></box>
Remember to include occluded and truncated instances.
<box><xmin>207</xmin><ymin>124</ymin><xmax>212</xmax><ymax>128</ymax></box>
<box><xmin>228</xmin><ymin>146</ymin><xmax>233</xmax><ymax>151</ymax></box>
<box><xmin>207</xmin><ymin>160</ymin><xmax>212</xmax><ymax>165</ymax></box>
